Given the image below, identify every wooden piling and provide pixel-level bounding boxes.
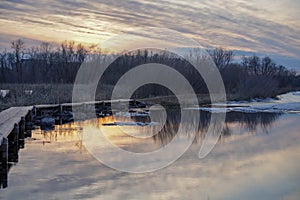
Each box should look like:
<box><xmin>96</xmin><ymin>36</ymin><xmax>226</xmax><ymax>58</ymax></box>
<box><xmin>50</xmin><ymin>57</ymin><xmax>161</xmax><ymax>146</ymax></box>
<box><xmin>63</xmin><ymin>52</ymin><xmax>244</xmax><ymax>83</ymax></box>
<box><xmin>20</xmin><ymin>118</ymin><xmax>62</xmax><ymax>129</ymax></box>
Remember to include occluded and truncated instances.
<box><xmin>1</xmin><ymin>138</ymin><xmax>8</xmax><ymax>188</ymax></box>
<box><xmin>19</xmin><ymin>117</ymin><xmax>25</xmax><ymax>149</ymax></box>
<box><xmin>26</xmin><ymin>110</ymin><xmax>33</xmax><ymax>122</ymax></box>
<box><xmin>59</xmin><ymin>104</ymin><xmax>63</xmax><ymax>125</ymax></box>
<box><xmin>1</xmin><ymin>138</ymin><xmax>8</xmax><ymax>163</ymax></box>
<box><xmin>0</xmin><ymin>106</ymin><xmax>34</xmax><ymax>189</ymax></box>
<box><xmin>33</xmin><ymin>106</ymin><xmax>37</xmax><ymax>118</ymax></box>
<box><xmin>8</xmin><ymin>123</ymin><xmax>19</xmax><ymax>163</ymax></box>
<box><xmin>25</xmin><ymin>110</ymin><xmax>33</xmax><ymax>138</ymax></box>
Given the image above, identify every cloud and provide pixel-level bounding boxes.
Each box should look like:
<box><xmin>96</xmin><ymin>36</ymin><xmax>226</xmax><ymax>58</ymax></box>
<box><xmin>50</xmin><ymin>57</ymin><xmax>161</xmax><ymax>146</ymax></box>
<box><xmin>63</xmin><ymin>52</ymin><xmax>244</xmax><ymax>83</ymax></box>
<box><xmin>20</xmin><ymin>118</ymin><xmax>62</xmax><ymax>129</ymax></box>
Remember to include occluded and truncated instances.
<box><xmin>0</xmin><ymin>0</ymin><xmax>299</xmax><ymax>61</ymax></box>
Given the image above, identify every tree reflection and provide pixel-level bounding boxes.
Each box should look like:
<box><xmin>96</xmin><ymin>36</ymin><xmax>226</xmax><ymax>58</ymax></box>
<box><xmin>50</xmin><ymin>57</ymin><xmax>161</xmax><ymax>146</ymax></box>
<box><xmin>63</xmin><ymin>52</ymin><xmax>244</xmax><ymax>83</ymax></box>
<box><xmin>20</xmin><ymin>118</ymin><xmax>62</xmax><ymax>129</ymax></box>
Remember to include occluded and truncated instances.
<box><xmin>31</xmin><ymin>110</ymin><xmax>283</xmax><ymax>148</ymax></box>
<box><xmin>148</xmin><ymin>110</ymin><xmax>282</xmax><ymax>145</ymax></box>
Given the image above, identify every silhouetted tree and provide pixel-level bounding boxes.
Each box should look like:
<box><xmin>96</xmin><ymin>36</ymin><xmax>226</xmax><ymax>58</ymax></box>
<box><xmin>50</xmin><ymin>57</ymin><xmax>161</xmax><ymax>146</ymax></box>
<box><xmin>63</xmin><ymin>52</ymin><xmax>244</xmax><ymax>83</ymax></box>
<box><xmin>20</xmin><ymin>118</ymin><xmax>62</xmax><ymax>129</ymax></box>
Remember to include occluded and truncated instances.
<box><xmin>11</xmin><ymin>39</ymin><xmax>25</xmax><ymax>82</ymax></box>
<box><xmin>209</xmin><ymin>48</ymin><xmax>233</xmax><ymax>71</ymax></box>
<box><xmin>0</xmin><ymin>41</ymin><xmax>297</xmax><ymax>101</ymax></box>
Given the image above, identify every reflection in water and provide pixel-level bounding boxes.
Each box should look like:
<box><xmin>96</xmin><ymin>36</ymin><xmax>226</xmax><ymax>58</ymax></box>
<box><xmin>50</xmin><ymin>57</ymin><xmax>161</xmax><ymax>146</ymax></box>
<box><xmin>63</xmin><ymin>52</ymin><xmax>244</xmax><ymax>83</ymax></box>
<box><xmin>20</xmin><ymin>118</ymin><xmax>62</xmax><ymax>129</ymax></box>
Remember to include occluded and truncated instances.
<box><xmin>231</xmin><ymin>112</ymin><xmax>282</xmax><ymax>132</ymax></box>
<box><xmin>36</xmin><ymin>123</ymin><xmax>85</xmax><ymax>151</ymax></box>
<box><xmin>0</xmin><ymin>109</ymin><xmax>282</xmax><ymax>188</ymax></box>
<box><xmin>1</xmin><ymin>112</ymin><xmax>299</xmax><ymax>200</ymax></box>
<box><xmin>150</xmin><ymin>110</ymin><xmax>282</xmax><ymax>145</ymax></box>
<box><xmin>34</xmin><ymin>109</ymin><xmax>282</xmax><ymax>149</ymax></box>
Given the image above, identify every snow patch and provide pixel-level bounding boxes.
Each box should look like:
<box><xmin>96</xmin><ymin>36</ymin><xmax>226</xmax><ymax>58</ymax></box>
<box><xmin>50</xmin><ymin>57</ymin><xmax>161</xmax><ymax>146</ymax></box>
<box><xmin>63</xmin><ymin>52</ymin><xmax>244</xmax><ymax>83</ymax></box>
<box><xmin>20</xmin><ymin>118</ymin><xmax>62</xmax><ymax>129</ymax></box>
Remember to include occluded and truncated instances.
<box><xmin>115</xmin><ymin>111</ymin><xmax>149</xmax><ymax>117</ymax></box>
<box><xmin>186</xmin><ymin>91</ymin><xmax>300</xmax><ymax>114</ymax></box>
<box><xmin>102</xmin><ymin>121</ymin><xmax>159</xmax><ymax>126</ymax></box>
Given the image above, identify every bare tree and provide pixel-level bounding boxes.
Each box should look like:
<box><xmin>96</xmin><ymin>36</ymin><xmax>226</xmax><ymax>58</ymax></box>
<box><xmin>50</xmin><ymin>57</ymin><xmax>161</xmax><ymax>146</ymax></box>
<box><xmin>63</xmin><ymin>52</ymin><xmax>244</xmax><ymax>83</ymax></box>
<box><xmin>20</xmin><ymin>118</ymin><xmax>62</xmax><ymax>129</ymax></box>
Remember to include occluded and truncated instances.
<box><xmin>28</xmin><ymin>46</ymin><xmax>39</xmax><ymax>59</ymax></box>
<box><xmin>11</xmin><ymin>39</ymin><xmax>25</xmax><ymax>82</ymax></box>
<box><xmin>242</xmin><ymin>56</ymin><xmax>277</xmax><ymax>76</ymax></box>
<box><xmin>76</xmin><ymin>43</ymin><xmax>87</xmax><ymax>63</ymax></box>
<box><xmin>261</xmin><ymin>56</ymin><xmax>276</xmax><ymax>76</ymax></box>
<box><xmin>209</xmin><ymin>48</ymin><xmax>233</xmax><ymax>71</ymax></box>
<box><xmin>0</xmin><ymin>50</ymin><xmax>6</xmax><ymax>82</ymax></box>
<box><xmin>67</xmin><ymin>41</ymin><xmax>75</xmax><ymax>62</ymax></box>
<box><xmin>0</xmin><ymin>39</ymin><xmax>298</xmax><ymax>101</ymax></box>
<box><xmin>11</xmin><ymin>39</ymin><xmax>25</xmax><ymax>63</ymax></box>
<box><xmin>242</xmin><ymin>55</ymin><xmax>260</xmax><ymax>75</ymax></box>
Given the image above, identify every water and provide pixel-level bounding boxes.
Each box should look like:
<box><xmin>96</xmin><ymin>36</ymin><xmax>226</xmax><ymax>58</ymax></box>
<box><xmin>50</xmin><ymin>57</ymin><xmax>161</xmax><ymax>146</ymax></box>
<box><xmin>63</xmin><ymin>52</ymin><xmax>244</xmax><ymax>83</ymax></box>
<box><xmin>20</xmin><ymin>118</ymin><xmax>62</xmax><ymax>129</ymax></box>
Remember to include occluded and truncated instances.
<box><xmin>1</xmin><ymin>111</ymin><xmax>300</xmax><ymax>200</ymax></box>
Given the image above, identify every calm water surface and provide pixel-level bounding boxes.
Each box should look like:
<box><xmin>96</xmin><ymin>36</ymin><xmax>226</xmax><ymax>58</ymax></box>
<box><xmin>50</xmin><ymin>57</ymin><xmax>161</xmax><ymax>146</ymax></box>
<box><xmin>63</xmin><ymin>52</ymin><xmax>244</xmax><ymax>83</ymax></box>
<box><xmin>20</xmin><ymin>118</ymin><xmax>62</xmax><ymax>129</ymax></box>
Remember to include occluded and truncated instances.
<box><xmin>1</xmin><ymin>111</ymin><xmax>300</xmax><ymax>200</ymax></box>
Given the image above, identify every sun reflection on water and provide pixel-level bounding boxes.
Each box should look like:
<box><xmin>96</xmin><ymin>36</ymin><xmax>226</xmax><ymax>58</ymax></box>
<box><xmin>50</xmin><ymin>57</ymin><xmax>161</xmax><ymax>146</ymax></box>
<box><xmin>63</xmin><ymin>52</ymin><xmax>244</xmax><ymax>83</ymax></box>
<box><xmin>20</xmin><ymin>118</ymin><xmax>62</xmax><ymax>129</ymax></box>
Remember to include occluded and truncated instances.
<box><xmin>0</xmin><ymin>113</ymin><xmax>299</xmax><ymax>199</ymax></box>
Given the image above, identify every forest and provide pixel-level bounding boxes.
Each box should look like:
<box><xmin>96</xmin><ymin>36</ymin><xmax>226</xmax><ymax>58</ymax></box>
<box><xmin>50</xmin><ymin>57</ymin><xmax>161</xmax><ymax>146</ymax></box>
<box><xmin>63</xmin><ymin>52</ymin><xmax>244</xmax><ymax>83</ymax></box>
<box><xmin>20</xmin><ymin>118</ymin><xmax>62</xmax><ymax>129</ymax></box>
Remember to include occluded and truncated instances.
<box><xmin>0</xmin><ymin>39</ymin><xmax>299</xmax><ymax>110</ymax></box>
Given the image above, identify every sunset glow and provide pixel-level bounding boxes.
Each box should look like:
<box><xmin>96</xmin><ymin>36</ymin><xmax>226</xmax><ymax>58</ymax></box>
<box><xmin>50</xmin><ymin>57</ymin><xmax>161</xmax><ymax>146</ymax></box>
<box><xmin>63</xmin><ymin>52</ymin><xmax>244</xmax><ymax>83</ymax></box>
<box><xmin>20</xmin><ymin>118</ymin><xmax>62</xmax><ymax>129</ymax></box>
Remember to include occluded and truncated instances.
<box><xmin>0</xmin><ymin>0</ymin><xmax>299</xmax><ymax>59</ymax></box>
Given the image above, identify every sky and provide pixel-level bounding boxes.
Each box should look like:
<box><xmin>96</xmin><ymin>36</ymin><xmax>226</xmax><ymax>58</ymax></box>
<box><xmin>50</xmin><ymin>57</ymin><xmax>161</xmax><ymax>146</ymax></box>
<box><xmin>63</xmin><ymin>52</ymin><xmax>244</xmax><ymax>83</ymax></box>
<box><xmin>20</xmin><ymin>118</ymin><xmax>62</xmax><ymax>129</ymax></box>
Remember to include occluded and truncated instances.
<box><xmin>0</xmin><ymin>0</ymin><xmax>299</xmax><ymax>69</ymax></box>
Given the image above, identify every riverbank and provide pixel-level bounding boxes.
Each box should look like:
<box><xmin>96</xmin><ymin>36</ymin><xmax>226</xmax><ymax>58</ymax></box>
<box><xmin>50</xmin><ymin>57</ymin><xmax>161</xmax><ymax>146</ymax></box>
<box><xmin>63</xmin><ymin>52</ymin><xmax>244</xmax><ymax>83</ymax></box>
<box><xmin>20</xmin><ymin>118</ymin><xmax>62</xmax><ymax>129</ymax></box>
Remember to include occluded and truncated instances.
<box><xmin>0</xmin><ymin>83</ymin><xmax>298</xmax><ymax>112</ymax></box>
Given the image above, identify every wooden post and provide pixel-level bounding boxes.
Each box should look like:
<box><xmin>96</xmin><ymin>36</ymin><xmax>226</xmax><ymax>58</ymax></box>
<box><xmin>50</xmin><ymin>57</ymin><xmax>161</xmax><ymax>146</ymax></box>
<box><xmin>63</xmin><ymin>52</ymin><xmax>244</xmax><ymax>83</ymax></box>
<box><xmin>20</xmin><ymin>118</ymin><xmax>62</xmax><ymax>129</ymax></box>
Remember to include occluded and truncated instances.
<box><xmin>59</xmin><ymin>104</ymin><xmax>63</xmax><ymax>125</ymax></box>
<box><xmin>26</xmin><ymin>130</ymin><xmax>32</xmax><ymax>138</ymax></box>
<box><xmin>25</xmin><ymin>110</ymin><xmax>33</xmax><ymax>138</ymax></box>
<box><xmin>1</xmin><ymin>138</ymin><xmax>8</xmax><ymax>188</ymax></box>
<box><xmin>19</xmin><ymin>117</ymin><xmax>25</xmax><ymax>149</ymax></box>
<box><xmin>8</xmin><ymin>123</ymin><xmax>19</xmax><ymax>163</ymax></box>
<box><xmin>33</xmin><ymin>106</ymin><xmax>37</xmax><ymax>119</ymax></box>
<box><xmin>26</xmin><ymin>110</ymin><xmax>33</xmax><ymax>122</ymax></box>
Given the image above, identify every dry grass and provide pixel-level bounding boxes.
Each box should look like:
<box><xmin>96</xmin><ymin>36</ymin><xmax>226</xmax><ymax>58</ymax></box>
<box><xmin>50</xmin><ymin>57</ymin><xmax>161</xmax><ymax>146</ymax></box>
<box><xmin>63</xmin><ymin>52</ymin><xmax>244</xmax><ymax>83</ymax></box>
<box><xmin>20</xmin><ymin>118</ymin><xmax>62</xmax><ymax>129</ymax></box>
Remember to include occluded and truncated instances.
<box><xmin>0</xmin><ymin>83</ymin><xmax>295</xmax><ymax>112</ymax></box>
<box><xmin>0</xmin><ymin>84</ymin><xmax>73</xmax><ymax>111</ymax></box>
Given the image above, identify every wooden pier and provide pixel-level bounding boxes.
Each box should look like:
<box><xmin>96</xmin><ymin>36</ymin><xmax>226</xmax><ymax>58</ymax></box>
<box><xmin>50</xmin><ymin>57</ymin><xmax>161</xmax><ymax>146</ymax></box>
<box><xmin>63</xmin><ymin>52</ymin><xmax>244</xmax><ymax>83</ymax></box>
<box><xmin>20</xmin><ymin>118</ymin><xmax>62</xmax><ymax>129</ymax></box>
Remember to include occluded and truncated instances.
<box><xmin>0</xmin><ymin>106</ymin><xmax>33</xmax><ymax>188</ymax></box>
<box><xmin>0</xmin><ymin>99</ymin><xmax>146</xmax><ymax>188</ymax></box>
<box><xmin>0</xmin><ymin>107</ymin><xmax>33</xmax><ymax>145</ymax></box>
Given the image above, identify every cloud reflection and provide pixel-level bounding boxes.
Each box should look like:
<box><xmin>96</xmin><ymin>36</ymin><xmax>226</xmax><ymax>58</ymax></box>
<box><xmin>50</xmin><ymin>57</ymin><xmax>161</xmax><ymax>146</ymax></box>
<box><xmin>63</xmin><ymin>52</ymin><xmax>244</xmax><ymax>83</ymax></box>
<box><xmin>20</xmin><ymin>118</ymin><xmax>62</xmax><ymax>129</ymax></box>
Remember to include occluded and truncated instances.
<box><xmin>1</xmin><ymin>114</ymin><xmax>300</xmax><ymax>199</ymax></box>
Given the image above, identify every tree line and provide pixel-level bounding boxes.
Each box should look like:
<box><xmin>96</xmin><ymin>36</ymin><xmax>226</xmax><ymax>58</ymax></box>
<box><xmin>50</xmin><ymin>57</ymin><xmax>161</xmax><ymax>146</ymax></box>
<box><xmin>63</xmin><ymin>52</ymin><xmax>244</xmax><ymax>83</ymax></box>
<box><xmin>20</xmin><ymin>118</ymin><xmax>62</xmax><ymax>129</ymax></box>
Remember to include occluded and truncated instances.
<box><xmin>0</xmin><ymin>39</ymin><xmax>299</xmax><ymax>101</ymax></box>
<box><xmin>209</xmin><ymin>48</ymin><xmax>299</xmax><ymax>99</ymax></box>
<box><xmin>0</xmin><ymin>39</ymin><xmax>98</xmax><ymax>83</ymax></box>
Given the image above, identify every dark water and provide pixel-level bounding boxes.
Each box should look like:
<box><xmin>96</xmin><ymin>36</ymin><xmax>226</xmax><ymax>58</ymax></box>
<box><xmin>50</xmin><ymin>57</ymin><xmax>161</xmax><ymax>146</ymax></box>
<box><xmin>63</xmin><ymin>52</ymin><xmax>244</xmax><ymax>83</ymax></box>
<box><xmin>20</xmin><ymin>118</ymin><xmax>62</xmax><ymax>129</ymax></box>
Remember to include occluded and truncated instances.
<box><xmin>1</xmin><ymin>111</ymin><xmax>300</xmax><ymax>200</ymax></box>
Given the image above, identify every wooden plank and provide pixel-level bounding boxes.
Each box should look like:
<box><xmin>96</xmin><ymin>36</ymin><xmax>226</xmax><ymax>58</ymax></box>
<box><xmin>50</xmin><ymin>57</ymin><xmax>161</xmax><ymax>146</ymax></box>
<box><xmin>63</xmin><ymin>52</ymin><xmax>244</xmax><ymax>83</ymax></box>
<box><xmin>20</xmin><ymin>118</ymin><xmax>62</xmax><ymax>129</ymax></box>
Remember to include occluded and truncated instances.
<box><xmin>0</xmin><ymin>106</ymin><xmax>32</xmax><ymax>145</ymax></box>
